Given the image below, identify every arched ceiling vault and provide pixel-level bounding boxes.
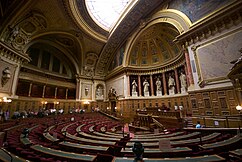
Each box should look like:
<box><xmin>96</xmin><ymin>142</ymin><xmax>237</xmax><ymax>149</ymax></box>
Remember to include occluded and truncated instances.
<box><xmin>126</xmin><ymin>23</ymin><xmax>181</xmax><ymax>68</ymax></box>
<box><xmin>122</xmin><ymin>9</ymin><xmax>191</xmax><ymax>70</ymax></box>
<box><xmin>24</xmin><ymin>32</ymin><xmax>83</xmax><ymax>75</ymax></box>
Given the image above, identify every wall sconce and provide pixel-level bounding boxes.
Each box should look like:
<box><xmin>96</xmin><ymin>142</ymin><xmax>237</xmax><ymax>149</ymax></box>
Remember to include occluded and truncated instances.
<box><xmin>41</xmin><ymin>101</ymin><xmax>47</xmax><ymax>108</ymax></box>
<box><xmin>0</xmin><ymin>97</ymin><xmax>12</xmax><ymax>103</ymax></box>
<box><xmin>236</xmin><ymin>105</ymin><xmax>242</xmax><ymax>113</ymax></box>
<box><xmin>83</xmin><ymin>101</ymin><xmax>90</xmax><ymax>105</ymax></box>
<box><xmin>54</xmin><ymin>101</ymin><xmax>59</xmax><ymax>105</ymax></box>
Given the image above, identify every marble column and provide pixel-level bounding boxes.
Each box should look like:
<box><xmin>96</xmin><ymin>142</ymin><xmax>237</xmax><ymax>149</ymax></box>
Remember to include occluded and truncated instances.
<box><xmin>150</xmin><ymin>75</ymin><xmax>154</xmax><ymax>96</ymax></box>
<box><xmin>162</xmin><ymin>73</ymin><xmax>167</xmax><ymax>95</ymax></box>
<box><xmin>184</xmin><ymin>49</ymin><xmax>194</xmax><ymax>85</ymax></box>
<box><xmin>174</xmin><ymin>68</ymin><xmax>180</xmax><ymax>94</ymax></box>
<box><xmin>138</xmin><ymin>75</ymin><xmax>142</xmax><ymax>96</ymax></box>
<box><xmin>28</xmin><ymin>83</ymin><xmax>32</xmax><ymax>97</ymax></box>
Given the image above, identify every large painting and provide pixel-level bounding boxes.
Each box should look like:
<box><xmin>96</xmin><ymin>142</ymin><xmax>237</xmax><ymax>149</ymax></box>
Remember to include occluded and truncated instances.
<box><xmin>194</xmin><ymin>29</ymin><xmax>242</xmax><ymax>85</ymax></box>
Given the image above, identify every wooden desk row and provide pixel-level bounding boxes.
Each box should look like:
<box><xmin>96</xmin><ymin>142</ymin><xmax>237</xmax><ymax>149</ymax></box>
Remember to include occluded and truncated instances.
<box><xmin>130</xmin><ymin>132</ymin><xmax>200</xmax><ymax>142</ymax></box>
<box><xmin>121</xmin><ymin>147</ymin><xmax>191</xmax><ymax>154</ymax></box>
<box><xmin>132</xmin><ymin>131</ymin><xmax>184</xmax><ymax>139</ymax></box>
<box><xmin>112</xmin><ymin>155</ymin><xmax>225</xmax><ymax>162</ymax></box>
<box><xmin>199</xmin><ymin>135</ymin><xmax>242</xmax><ymax>149</ymax></box>
<box><xmin>229</xmin><ymin>148</ymin><xmax>242</xmax><ymax>159</ymax></box>
<box><xmin>78</xmin><ymin>131</ymin><xmax>122</xmax><ymax>142</ymax></box>
<box><xmin>65</xmin><ymin>132</ymin><xmax>116</xmax><ymax>146</ymax></box>
<box><xmin>0</xmin><ymin>148</ymin><xmax>27</xmax><ymax>162</ymax></box>
<box><xmin>126</xmin><ymin>133</ymin><xmax>220</xmax><ymax>147</ymax></box>
<box><xmin>31</xmin><ymin>144</ymin><xmax>96</xmax><ymax>162</ymax></box>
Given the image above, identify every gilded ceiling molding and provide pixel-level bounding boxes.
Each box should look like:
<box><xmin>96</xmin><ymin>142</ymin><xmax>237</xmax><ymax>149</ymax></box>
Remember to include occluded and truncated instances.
<box><xmin>175</xmin><ymin>0</ymin><xmax>242</xmax><ymax>47</ymax></box>
<box><xmin>67</xmin><ymin>0</ymin><xmax>107</xmax><ymax>43</ymax></box>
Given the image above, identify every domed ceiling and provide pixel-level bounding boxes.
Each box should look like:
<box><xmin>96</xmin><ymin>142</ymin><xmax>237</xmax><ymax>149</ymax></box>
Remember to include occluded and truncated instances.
<box><xmin>85</xmin><ymin>0</ymin><xmax>131</xmax><ymax>31</ymax></box>
<box><xmin>129</xmin><ymin>23</ymin><xmax>181</xmax><ymax>67</ymax></box>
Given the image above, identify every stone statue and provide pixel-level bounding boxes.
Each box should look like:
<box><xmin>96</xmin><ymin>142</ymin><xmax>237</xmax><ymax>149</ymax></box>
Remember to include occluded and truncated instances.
<box><xmin>180</xmin><ymin>72</ymin><xmax>187</xmax><ymax>89</ymax></box>
<box><xmin>132</xmin><ymin>80</ymin><xmax>137</xmax><ymax>93</ymax></box>
<box><xmin>168</xmin><ymin>75</ymin><xmax>175</xmax><ymax>89</ymax></box>
<box><xmin>168</xmin><ymin>74</ymin><xmax>175</xmax><ymax>95</ymax></box>
<box><xmin>143</xmin><ymin>79</ymin><xmax>149</xmax><ymax>96</ymax></box>
<box><xmin>96</xmin><ymin>86</ymin><xmax>103</xmax><ymax>98</ymax></box>
<box><xmin>180</xmin><ymin>72</ymin><xmax>187</xmax><ymax>93</ymax></box>
<box><xmin>156</xmin><ymin>78</ymin><xmax>162</xmax><ymax>91</ymax></box>
<box><xmin>156</xmin><ymin>77</ymin><xmax>162</xmax><ymax>96</ymax></box>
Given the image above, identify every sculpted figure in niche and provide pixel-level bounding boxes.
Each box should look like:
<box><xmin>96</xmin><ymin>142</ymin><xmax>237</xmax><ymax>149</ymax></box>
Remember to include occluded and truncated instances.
<box><xmin>180</xmin><ymin>72</ymin><xmax>187</xmax><ymax>89</ymax></box>
<box><xmin>132</xmin><ymin>80</ymin><xmax>137</xmax><ymax>93</ymax></box>
<box><xmin>156</xmin><ymin>78</ymin><xmax>162</xmax><ymax>92</ymax></box>
<box><xmin>96</xmin><ymin>86</ymin><xmax>103</xmax><ymax>97</ymax></box>
<box><xmin>143</xmin><ymin>79</ymin><xmax>149</xmax><ymax>93</ymax></box>
<box><xmin>168</xmin><ymin>74</ymin><xmax>175</xmax><ymax>89</ymax></box>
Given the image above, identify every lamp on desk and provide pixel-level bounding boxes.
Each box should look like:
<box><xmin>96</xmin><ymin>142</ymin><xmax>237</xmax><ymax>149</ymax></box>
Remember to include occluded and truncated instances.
<box><xmin>132</xmin><ymin>141</ymin><xmax>144</xmax><ymax>162</ymax></box>
<box><xmin>22</xmin><ymin>128</ymin><xmax>29</xmax><ymax>138</ymax></box>
<box><xmin>236</xmin><ymin>105</ymin><xmax>242</xmax><ymax>133</ymax></box>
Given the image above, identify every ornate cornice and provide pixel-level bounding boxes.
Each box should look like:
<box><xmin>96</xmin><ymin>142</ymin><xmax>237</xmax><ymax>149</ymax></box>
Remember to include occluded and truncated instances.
<box><xmin>105</xmin><ymin>52</ymin><xmax>185</xmax><ymax>79</ymax></box>
<box><xmin>0</xmin><ymin>41</ymin><xmax>30</xmax><ymax>63</ymax></box>
<box><xmin>175</xmin><ymin>1</ymin><xmax>242</xmax><ymax>47</ymax></box>
<box><xmin>126</xmin><ymin>52</ymin><xmax>185</xmax><ymax>75</ymax></box>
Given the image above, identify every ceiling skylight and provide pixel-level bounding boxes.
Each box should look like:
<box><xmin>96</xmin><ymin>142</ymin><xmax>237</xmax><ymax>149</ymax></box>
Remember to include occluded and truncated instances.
<box><xmin>85</xmin><ymin>0</ymin><xmax>132</xmax><ymax>31</ymax></box>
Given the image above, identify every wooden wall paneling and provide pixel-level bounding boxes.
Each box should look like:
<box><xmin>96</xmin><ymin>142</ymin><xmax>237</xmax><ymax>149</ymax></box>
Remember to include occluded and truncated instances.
<box><xmin>227</xmin><ymin>90</ymin><xmax>235</xmax><ymax>100</ymax></box>
<box><xmin>68</xmin><ymin>88</ymin><xmax>76</xmax><ymax>99</ymax></box>
<box><xmin>45</xmin><ymin>86</ymin><xmax>55</xmax><ymax>98</ymax></box>
<box><xmin>57</xmin><ymin>87</ymin><xmax>66</xmax><ymax>99</ymax></box>
<box><xmin>31</xmin><ymin>84</ymin><xmax>43</xmax><ymax>97</ymax></box>
<box><xmin>16</xmin><ymin>80</ymin><xmax>29</xmax><ymax>97</ymax></box>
